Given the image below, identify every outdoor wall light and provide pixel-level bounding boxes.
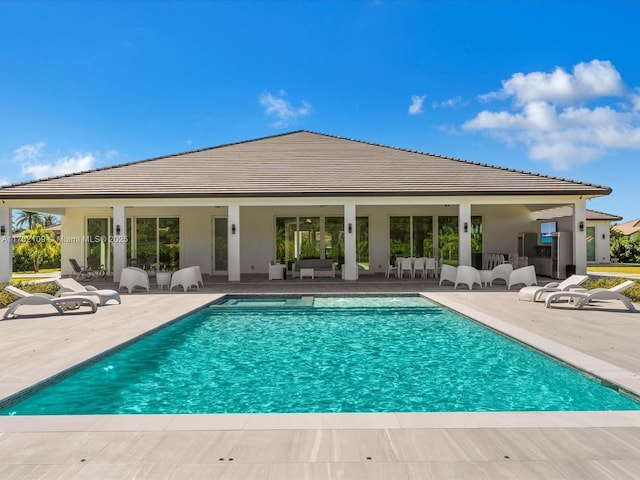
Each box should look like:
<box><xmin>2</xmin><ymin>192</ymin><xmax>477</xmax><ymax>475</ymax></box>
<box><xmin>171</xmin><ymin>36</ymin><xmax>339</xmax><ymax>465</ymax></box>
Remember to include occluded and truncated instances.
<box><xmin>231</xmin><ymin>223</ymin><xmax>236</xmax><ymax>235</ymax></box>
<box><xmin>115</xmin><ymin>224</ymin><xmax>121</xmax><ymax>236</ymax></box>
<box><xmin>602</xmin><ymin>233</ymin><xmax>606</xmax><ymax>240</ymax></box>
<box><xmin>348</xmin><ymin>223</ymin><xmax>353</xmax><ymax>234</ymax></box>
<box><xmin>0</xmin><ymin>225</ymin><xmax>5</xmax><ymax>236</ymax></box>
<box><xmin>463</xmin><ymin>222</ymin><xmax>468</xmax><ymax>233</ymax></box>
<box><xmin>579</xmin><ymin>221</ymin><xmax>584</xmax><ymax>232</ymax></box>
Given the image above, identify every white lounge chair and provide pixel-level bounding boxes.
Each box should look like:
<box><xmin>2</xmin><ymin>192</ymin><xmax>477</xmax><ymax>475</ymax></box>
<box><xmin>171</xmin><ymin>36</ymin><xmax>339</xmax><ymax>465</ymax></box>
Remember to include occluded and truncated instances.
<box><xmin>118</xmin><ymin>267</ymin><xmax>150</xmax><ymax>293</ymax></box>
<box><xmin>454</xmin><ymin>265</ymin><xmax>482</xmax><ymax>290</ymax></box>
<box><xmin>170</xmin><ymin>267</ymin><xmax>200</xmax><ymax>292</ymax></box>
<box><xmin>507</xmin><ymin>265</ymin><xmax>537</xmax><ymax>290</ymax></box>
<box><xmin>518</xmin><ymin>274</ymin><xmax>589</xmax><ymax>302</ymax></box>
<box><xmin>545</xmin><ymin>280</ymin><xmax>637</xmax><ymax>312</ymax></box>
<box><xmin>490</xmin><ymin>263</ymin><xmax>513</xmax><ymax>286</ymax></box>
<box><xmin>3</xmin><ymin>285</ymin><xmax>97</xmax><ymax>319</ymax></box>
<box><xmin>439</xmin><ymin>264</ymin><xmax>457</xmax><ymax>286</ymax></box>
<box><xmin>55</xmin><ymin>277</ymin><xmax>121</xmax><ymax>305</ymax></box>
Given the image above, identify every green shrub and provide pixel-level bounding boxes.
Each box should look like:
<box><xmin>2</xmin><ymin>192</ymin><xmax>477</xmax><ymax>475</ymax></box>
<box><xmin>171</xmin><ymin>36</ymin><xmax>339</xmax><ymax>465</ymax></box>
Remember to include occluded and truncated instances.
<box><xmin>584</xmin><ymin>277</ymin><xmax>640</xmax><ymax>303</ymax></box>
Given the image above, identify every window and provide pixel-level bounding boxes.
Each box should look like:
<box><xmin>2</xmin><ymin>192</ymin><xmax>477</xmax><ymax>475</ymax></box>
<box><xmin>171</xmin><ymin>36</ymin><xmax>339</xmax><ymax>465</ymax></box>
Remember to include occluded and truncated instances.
<box><xmin>276</xmin><ymin>216</ymin><xmax>369</xmax><ymax>270</ymax></box>
<box><xmin>213</xmin><ymin>217</ymin><xmax>228</xmax><ymax>272</ymax></box>
<box><xmin>586</xmin><ymin>226</ymin><xmax>596</xmax><ymax>262</ymax></box>
<box><xmin>132</xmin><ymin>217</ymin><xmax>180</xmax><ymax>270</ymax></box>
<box><xmin>87</xmin><ymin>218</ymin><xmax>111</xmax><ymax>272</ymax></box>
<box><xmin>438</xmin><ymin>216</ymin><xmax>458</xmax><ymax>265</ymax></box>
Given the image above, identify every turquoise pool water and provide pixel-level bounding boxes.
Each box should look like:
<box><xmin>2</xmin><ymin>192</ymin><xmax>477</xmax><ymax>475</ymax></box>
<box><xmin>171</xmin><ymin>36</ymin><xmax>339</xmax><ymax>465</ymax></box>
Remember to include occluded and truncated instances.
<box><xmin>2</xmin><ymin>295</ymin><xmax>639</xmax><ymax>415</ymax></box>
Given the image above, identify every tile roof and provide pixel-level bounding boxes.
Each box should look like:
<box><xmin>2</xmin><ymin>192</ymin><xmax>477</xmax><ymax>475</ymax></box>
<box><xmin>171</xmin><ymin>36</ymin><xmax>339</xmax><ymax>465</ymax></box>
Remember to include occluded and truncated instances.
<box><xmin>534</xmin><ymin>206</ymin><xmax>622</xmax><ymax>222</ymax></box>
<box><xmin>613</xmin><ymin>218</ymin><xmax>640</xmax><ymax>236</ymax></box>
<box><xmin>0</xmin><ymin>131</ymin><xmax>612</xmax><ymax>199</ymax></box>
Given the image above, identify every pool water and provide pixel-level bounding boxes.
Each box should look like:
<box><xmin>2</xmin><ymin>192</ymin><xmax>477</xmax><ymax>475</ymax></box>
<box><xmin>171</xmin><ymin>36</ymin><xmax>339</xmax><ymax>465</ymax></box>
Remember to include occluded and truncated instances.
<box><xmin>2</xmin><ymin>295</ymin><xmax>639</xmax><ymax>415</ymax></box>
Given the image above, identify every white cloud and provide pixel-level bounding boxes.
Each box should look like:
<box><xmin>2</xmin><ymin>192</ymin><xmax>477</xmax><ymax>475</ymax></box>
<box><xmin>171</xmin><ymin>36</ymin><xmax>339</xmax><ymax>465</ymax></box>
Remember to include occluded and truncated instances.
<box><xmin>12</xmin><ymin>144</ymin><xmax>98</xmax><ymax>180</ymax></box>
<box><xmin>481</xmin><ymin>59</ymin><xmax>625</xmax><ymax>106</ymax></box>
<box><xmin>0</xmin><ymin>178</ymin><xmax>10</xmax><ymax>186</ymax></box>
<box><xmin>631</xmin><ymin>89</ymin><xmax>640</xmax><ymax>111</ymax></box>
<box><xmin>13</xmin><ymin>142</ymin><xmax>46</xmax><ymax>163</ymax></box>
<box><xmin>463</xmin><ymin>60</ymin><xmax>640</xmax><ymax>170</ymax></box>
<box><xmin>105</xmin><ymin>149</ymin><xmax>119</xmax><ymax>160</ymax></box>
<box><xmin>433</xmin><ymin>97</ymin><xmax>464</xmax><ymax>109</ymax></box>
<box><xmin>259</xmin><ymin>90</ymin><xmax>312</xmax><ymax>127</ymax></box>
<box><xmin>21</xmin><ymin>153</ymin><xmax>96</xmax><ymax>179</ymax></box>
<box><xmin>408</xmin><ymin>95</ymin><xmax>425</xmax><ymax>115</ymax></box>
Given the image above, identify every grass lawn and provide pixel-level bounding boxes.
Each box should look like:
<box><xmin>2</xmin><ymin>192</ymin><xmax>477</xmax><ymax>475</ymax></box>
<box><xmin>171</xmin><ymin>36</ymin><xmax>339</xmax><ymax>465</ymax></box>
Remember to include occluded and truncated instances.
<box><xmin>588</xmin><ymin>264</ymin><xmax>640</xmax><ymax>274</ymax></box>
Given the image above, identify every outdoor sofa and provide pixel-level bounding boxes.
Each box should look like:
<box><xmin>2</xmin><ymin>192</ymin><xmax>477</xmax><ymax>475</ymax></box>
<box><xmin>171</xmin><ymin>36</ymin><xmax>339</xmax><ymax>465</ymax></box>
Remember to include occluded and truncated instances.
<box><xmin>291</xmin><ymin>259</ymin><xmax>336</xmax><ymax>278</ymax></box>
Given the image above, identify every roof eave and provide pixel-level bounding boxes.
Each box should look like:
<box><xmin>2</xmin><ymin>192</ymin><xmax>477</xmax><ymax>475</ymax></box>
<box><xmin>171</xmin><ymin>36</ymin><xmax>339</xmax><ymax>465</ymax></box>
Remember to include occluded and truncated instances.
<box><xmin>0</xmin><ymin>188</ymin><xmax>612</xmax><ymax>200</ymax></box>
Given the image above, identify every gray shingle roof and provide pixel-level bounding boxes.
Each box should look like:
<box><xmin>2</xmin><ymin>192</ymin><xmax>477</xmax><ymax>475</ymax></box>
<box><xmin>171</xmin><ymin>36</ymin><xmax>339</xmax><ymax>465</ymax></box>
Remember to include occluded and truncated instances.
<box><xmin>0</xmin><ymin>131</ymin><xmax>612</xmax><ymax>199</ymax></box>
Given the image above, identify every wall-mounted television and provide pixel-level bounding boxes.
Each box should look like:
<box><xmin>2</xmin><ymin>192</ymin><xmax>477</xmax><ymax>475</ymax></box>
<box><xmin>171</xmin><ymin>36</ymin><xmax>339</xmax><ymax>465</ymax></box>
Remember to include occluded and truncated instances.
<box><xmin>540</xmin><ymin>221</ymin><xmax>557</xmax><ymax>244</ymax></box>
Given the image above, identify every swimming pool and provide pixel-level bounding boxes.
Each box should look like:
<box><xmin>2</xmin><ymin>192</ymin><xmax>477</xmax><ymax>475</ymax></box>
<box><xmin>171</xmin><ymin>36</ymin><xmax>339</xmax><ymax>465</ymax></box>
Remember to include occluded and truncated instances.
<box><xmin>1</xmin><ymin>294</ymin><xmax>639</xmax><ymax>415</ymax></box>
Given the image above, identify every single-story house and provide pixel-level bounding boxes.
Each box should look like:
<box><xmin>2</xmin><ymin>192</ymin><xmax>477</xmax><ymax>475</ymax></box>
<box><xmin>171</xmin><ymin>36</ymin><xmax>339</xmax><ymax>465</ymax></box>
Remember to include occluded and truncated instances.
<box><xmin>613</xmin><ymin>218</ymin><xmax>640</xmax><ymax>239</ymax></box>
<box><xmin>0</xmin><ymin>130</ymin><xmax>614</xmax><ymax>282</ymax></box>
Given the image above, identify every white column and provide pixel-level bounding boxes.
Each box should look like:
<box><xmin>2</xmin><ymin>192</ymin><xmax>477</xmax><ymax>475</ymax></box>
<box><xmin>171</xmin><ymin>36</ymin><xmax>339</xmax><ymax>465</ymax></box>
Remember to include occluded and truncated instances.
<box><xmin>432</xmin><ymin>215</ymin><xmax>439</xmax><ymax>259</ymax></box>
<box><xmin>112</xmin><ymin>206</ymin><xmax>126</xmax><ymax>282</ymax></box>
<box><xmin>573</xmin><ymin>200</ymin><xmax>587</xmax><ymax>275</ymax></box>
<box><xmin>0</xmin><ymin>207</ymin><xmax>12</xmax><ymax>283</ymax></box>
<box><xmin>458</xmin><ymin>202</ymin><xmax>472</xmax><ymax>266</ymax></box>
<box><xmin>343</xmin><ymin>203</ymin><xmax>358</xmax><ymax>280</ymax></box>
<box><xmin>228</xmin><ymin>204</ymin><xmax>241</xmax><ymax>281</ymax></box>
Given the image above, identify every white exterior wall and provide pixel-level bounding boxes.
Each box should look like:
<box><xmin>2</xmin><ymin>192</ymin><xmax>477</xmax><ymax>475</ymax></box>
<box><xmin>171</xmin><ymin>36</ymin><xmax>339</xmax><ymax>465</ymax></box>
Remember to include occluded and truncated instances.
<box><xmin>14</xmin><ymin>194</ymin><xmax>601</xmax><ymax>280</ymax></box>
<box><xmin>593</xmin><ymin>221</ymin><xmax>612</xmax><ymax>264</ymax></box>
<box><xmin>0</xmin><ymin>207</ymin><xmax>12</xmax><ymax>283</ymax></box>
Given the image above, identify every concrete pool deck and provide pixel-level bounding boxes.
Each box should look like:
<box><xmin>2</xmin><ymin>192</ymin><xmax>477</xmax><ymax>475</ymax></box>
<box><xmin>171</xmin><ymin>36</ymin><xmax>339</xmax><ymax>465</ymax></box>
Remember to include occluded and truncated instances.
<box><xmin>1</xmin><ymin>276</ymin><xmax>640</xmax><ymax>479</ymax></box>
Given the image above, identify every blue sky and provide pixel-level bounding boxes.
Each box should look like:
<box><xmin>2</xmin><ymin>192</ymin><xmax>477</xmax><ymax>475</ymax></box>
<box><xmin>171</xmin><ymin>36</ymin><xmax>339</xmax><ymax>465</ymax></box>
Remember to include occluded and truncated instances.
<box><xmin>1</xmin><ymin>1</ymin><xmax>639</xmax><ymax>222</ymax></box>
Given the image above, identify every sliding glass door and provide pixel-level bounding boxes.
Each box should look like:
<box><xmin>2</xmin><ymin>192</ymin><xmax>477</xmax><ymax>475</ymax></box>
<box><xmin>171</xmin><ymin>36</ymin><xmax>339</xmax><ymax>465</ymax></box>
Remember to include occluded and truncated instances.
<box><xmin>276</xmin><ymin>216</ymin><xmax>369</xmax><ymax>271</ymax></box>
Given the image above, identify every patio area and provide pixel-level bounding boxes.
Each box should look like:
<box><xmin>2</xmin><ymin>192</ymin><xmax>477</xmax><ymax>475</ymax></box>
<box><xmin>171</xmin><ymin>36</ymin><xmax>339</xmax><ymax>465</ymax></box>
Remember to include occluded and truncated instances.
<box><xmin>1</xmin><ymin>276</ymin><xmax>640</xmax><ymax>479</ymax></box>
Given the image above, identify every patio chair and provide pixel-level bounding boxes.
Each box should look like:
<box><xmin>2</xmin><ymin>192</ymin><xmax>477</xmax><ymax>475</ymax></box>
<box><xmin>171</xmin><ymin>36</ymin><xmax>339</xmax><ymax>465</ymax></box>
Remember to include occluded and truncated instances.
<box><xmin>490</xmin><ymin>263</ymin><xmax>514</xmax><ymax>286</ymax></box>
<box><xmin>400</xmin><ymin>257</ymin><xmax>413</xmax><ymax>279</ymax></box>
<box><xmin>507</xmin><ymin>265</ymin><xmax>537</xmax><ymax>290</ymax></box>
<box><xmin>118</xmin><ymin>267</ymin><xmax>150</xmax><ymax>293</ymax></box>
<box><xmin>454</xmin><ymin>265</ymin><xmax>482</xmax><ymax>290</ymax></box>
<box><xmin>189</xmin><ymin>266</ymin><xmax>204</xmax><ymax>287</ymax></box>
<box><xmin>3</xmin><ymin>285</ymin><xmax>97</xmax><ymax>319</ymax></box>
<box><xmin>425</xmin><ymin>257</ymin><xmax>437</xmax><ymax>278</ymax></box>
<box><xmin>86</xmin><ymin>256</ymin><xmax>106</xmax><ymax>278</ymax></box>
<box><xmin>385</xmin><ymin>259</ymin><xmax>399</xmax><ymax>279</ymax></box>
<box><xmin>518</xmin><ymin>274</ymin><xmax>589</xmax><ymax>302</ymax></box>
<box><xmin>170</xmin><ymin>267</ymin><xmax>200</xmax><ymax>292</ymax></box>
<box><xmin>439</xmin><ymin>264</ymin><xmax>457</xmax><ymax>286</ymax></box>
<box><xmin>545</xmin><ymin>280</ymin><xmax>637</xmax><ymax>312</ymax></box>
<box><xmin>55</xmin><ymin>277</ymin><xmax>121</xmax><ymax>305</ymax></box>
<box><xmin>413</xmin><ymin>257</ymin><xmax>426</xmax><ymax>278</ymax></box>
<box><xmin>69</xmin><ymin>258</ymin><xmax>95</xmax><ymax>282</ymax></box>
